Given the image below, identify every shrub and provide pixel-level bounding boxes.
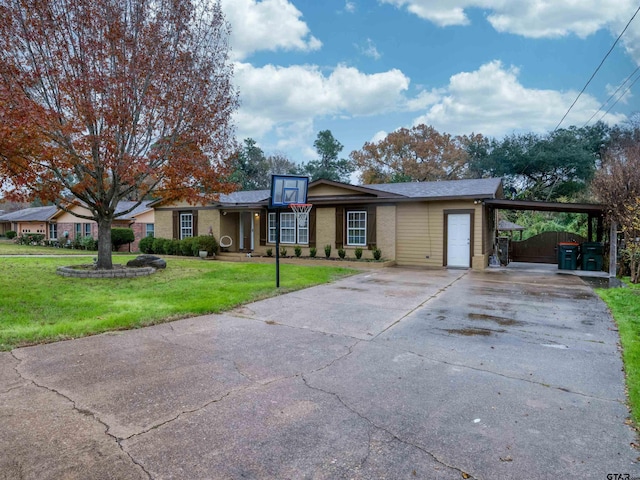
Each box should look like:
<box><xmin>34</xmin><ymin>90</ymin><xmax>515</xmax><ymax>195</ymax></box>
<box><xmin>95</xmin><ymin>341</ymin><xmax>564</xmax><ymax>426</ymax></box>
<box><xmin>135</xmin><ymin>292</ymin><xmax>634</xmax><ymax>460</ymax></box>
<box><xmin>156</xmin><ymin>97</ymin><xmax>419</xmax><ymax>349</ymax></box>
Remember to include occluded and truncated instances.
<box><xmin>139</xmin><ymin>236</ymin><xmax>155</xmax><ymax>254</ymax></box>
<box><xmin>309</xmin><ymin>247</ymin><xmax>317</xmax><ymax>258</ymax></box>
<box><xmin>80</xmin><ymin>236</ymin><xmax>98</xmax><ymax>250</ymax></box>
<box><xmin>153</xmin><ymin>237</ymin><xmax>169</xmax><ymax>255</ymax></box>
<box><xmin>266</xmin><ymin>248</ymin><xmax>273</xmax><ymax>257</ymax></box>
<box><xmin>180</xmin><ymin>237</ymin><xmax>198</xmax><ymax>256</ymax></box>
<box><xmin>280</xmin><ymin>246</ymin><xmax>287</xmax><ymax>257</ymax></box>
<box><xmin>294</xmin><ymin>246</ymin><xmax>302</xmax><ymax>257</ymax></box>
<box><xmin>111</xmin><ymin>228</ymin><xmax>135</xmax><ymax>250</ymax></box>
<box><xmin>354</xmin><ymin>247</ymin><xmax>363</xmax><ymax>260</ymax></box>
<box><xmin>6</xmin><ymin>230</ymin><xmax>17</xmax><ymax>240</ymax></box>
<box><xmin>324</xmin><ymin>244</ymin><xmax>331</xmax><ymax>258</ymax></box>
<box><xmin>195</xmin><ymin>235</ymin><xmax>218</xmax><ymax>256</ymax></box>
<box><xmin>165</xmin><ymin>239</ymin><xmax>181</xmax><ymax>255</ymax></box>
<box><xmin>373</xmin><ymin>247</ymin><xmax>382</xmax><ymax>260</ymax></box>
<box><xmin>338</xmin><ymin>248</ymin><xmax>346</xmax><ymax>259</ymax></box>
<box><xmin>17</xmin><ymin>233</ymin><xmax>45</xmax><ymax>245</ymax></box>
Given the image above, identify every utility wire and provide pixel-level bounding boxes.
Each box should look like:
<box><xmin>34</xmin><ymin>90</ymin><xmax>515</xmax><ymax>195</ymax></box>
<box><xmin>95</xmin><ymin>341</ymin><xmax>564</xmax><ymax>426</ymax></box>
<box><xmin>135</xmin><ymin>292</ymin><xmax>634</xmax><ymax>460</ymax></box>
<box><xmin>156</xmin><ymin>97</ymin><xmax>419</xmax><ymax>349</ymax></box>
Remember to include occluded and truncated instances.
<box><xmin>583</xmin><ymin>64</ymin><xmax>640</xmax><ymax>127</ymax></box>
<box><xmin>597</xmin><ymin>70</ymin><xmax>640</xmax><ymax>123</ymax></box>
<box><xmin>555</xmin><ymin>3</ymin><xmax>640</xmax><ymax>130</ymax></box>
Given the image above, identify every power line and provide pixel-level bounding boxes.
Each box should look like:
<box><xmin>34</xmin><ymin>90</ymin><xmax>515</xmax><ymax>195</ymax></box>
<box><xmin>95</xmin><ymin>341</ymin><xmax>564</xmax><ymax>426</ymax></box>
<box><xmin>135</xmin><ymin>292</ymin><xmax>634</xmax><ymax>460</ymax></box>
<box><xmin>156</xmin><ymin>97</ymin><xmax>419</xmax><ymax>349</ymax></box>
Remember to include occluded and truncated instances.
<box><xmin>555</xmin><ymin>3</ymin><xmax>640</xmax><ymax>130</ymax></box>
<box><xmin>583</xmin><ymin>64</ymin><xmax>640</xmax><ymax>127</ymax></box>
<box><xmin>596</xmin><ymin>70</ymin><xmax>640</xmax><ymax>123</ymax></box>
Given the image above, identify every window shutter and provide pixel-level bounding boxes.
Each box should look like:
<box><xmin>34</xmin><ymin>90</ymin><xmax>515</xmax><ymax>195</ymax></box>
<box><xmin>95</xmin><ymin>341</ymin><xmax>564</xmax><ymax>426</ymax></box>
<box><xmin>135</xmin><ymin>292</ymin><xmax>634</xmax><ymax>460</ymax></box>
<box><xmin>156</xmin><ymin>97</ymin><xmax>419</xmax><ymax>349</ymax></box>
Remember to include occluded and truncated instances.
<box><xmin>309</xmin><ymin>207</ymin><xmax>316</xmax><ymax>248</ymax></box>
<box><xmin>192</xmin><ymin>210</ymin><xmax>198</xmax><ymax>236</ymax></box>
<box><xmin>367</xmin><ymin>205</ymin><xmax>377</xmax><ymax>249</ymax></box>
<box><xmin>259</xmin><ymin>209</ymin><xmax>267</xmax><ymax>245</ymax></box>
<box><xmin>172</xmin><ymin>211</ymin><xmax>179</xmax><ymax>239</ymax></box>
<box><xmin>335</xmin><ymin>207</ymin><xmax>344</xmax><ymax>249</ymax></box>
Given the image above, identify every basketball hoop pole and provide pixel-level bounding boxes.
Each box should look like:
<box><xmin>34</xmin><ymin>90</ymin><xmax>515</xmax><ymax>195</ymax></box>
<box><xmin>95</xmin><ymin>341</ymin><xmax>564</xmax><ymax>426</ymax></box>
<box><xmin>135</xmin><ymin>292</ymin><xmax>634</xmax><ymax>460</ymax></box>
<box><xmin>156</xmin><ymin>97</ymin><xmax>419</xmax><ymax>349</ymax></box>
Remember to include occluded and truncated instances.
<box><xmin>275</xmin><ymin>209</ymin><xmax>280</xmax><ymax>288</ymax></box>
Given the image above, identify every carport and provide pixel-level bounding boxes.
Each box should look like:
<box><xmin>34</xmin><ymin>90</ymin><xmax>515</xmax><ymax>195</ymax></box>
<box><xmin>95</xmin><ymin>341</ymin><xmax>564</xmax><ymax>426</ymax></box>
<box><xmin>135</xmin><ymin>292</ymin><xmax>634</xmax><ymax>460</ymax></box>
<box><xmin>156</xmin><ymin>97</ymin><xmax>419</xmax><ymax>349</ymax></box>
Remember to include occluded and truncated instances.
<box><xmin>483</xmin><ymin>199</ymin><xmax>615</xmax><ymax>275</ymax></box>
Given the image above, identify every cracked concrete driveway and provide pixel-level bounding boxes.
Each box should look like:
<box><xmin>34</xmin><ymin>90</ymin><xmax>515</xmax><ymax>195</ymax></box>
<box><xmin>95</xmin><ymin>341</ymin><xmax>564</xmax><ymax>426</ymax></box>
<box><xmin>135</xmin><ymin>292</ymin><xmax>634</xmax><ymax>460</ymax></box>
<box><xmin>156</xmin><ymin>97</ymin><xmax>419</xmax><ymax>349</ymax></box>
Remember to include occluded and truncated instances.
<box><xmin>1</xmin><ymin>266</ymin><xmax>638</xmax><ymax>479</ymax></box>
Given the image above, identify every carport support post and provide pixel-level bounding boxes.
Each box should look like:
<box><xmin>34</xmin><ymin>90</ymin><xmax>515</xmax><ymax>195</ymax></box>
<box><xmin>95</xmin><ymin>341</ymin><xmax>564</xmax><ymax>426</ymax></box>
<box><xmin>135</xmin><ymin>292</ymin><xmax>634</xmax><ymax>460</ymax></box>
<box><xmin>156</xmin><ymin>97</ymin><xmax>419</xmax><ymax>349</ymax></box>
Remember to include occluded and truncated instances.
<box><xmin>609</xmin><ymin>220</ymin><xmax>617</xmax><ymax>279</ymax></box>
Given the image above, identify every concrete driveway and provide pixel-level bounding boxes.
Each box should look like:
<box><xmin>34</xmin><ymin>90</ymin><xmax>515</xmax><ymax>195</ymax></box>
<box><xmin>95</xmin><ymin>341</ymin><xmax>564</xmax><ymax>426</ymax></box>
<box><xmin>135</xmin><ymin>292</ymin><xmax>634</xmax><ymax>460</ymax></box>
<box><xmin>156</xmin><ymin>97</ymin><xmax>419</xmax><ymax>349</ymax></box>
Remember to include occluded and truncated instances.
<box><xmin>1</xmin><ymin>266</ymin><xmax>637</xmax><ymax>479</ymax></box>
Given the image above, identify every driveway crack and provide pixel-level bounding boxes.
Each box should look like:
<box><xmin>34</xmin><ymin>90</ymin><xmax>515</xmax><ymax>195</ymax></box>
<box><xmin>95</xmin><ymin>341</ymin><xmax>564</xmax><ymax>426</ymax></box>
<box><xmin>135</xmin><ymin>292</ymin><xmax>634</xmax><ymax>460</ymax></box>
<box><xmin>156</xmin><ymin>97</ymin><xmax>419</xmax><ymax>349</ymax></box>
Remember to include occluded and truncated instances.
<box><xmin>300</xmin><ymin>373</ymin><xmax>476</xmax><ymax>479</ymax></box>
<box><xmin>10</xmin><ymin>352</ymin><xmax>153</xmax><ymax>479</ymax></box>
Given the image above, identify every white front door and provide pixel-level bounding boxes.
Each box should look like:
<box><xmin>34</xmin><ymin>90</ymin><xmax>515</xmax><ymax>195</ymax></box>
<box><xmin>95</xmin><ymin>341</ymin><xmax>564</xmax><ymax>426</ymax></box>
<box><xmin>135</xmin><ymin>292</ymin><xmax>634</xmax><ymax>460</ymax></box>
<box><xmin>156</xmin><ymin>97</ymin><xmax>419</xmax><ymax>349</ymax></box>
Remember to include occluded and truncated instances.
<box><xmin>447</xmin><ymin>213</ymin><xmax>471</xmax><ymax>268</ymax></box>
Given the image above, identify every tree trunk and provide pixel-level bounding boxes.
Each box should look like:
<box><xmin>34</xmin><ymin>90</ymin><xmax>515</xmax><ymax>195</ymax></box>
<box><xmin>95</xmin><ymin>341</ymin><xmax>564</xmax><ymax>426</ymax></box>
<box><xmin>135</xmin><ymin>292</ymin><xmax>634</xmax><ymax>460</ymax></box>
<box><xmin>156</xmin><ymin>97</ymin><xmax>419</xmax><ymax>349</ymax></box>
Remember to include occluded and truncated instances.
<box><xmin>97</xmin><ymin>217</ymin><xmax>113</xmax><ymax>269</ymax></box>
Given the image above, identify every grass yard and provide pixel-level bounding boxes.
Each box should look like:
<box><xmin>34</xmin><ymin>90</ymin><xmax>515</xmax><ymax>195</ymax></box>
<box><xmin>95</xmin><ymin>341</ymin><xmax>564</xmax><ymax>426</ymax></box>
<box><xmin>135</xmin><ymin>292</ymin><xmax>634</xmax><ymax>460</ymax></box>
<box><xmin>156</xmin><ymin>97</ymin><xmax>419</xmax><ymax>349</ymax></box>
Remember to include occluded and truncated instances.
<box><xmin>597</xmin><ymin>281</ymin><xmax>640</xmax><ymax>426</ymax></box>
<box><xmin>0</xmin><ymin>238</ymin><xmax>107</xmax><ymax>255</ymax></box>
<box><xmin>0</xmin><ymin>255</ymin><xmax>355</xmax><ymax>350</ymax></box>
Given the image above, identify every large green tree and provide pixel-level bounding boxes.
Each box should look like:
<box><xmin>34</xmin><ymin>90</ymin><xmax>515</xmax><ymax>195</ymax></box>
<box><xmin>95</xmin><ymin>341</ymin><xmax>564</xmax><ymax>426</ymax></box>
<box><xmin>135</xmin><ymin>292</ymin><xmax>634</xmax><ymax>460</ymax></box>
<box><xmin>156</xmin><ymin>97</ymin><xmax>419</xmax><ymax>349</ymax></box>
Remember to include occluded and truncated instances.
<box><xmin>230</xmin><ymin>138</ymin><xmax>269</xmax><ymax>190</ymax></box>
<box><xmin>0</xmin><ymin>0</ymin><xmax>238</xmax><ymax>269</ymax></box>
<box><xmin>230</xmin><ymin>139</ymin><xmax>299</xmax><ymax>190</ymax></box>
<box><xmin>468</xmin><ymin>124</ymin><xmax>610</xmax><ymax>201</ymax></box>
<box><xmin>302</xmin><ymin>130</ymin><xmax>354</xmax><ymax>182</ymax></box>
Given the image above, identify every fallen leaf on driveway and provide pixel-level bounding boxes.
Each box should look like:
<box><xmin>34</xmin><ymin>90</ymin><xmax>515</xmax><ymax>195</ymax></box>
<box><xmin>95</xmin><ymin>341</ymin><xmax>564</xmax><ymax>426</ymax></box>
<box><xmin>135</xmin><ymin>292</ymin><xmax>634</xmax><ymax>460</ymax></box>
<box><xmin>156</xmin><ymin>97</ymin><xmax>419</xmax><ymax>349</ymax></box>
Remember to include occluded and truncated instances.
<box><xmin>500</xmin><ymin>456</ymin><xmax>513</xmax><ymax>462</ymax></box>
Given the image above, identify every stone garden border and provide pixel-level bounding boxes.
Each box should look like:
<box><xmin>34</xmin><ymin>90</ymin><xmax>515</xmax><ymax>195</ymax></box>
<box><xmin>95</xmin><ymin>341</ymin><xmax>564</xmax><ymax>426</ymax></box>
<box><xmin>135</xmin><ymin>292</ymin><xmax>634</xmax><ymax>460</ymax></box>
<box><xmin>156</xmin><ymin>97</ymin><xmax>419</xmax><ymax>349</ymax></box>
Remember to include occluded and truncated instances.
<box><xmin>56</xmin><ymin>264</ymin><xmax>156</xmax><ymax>278</ymax></box>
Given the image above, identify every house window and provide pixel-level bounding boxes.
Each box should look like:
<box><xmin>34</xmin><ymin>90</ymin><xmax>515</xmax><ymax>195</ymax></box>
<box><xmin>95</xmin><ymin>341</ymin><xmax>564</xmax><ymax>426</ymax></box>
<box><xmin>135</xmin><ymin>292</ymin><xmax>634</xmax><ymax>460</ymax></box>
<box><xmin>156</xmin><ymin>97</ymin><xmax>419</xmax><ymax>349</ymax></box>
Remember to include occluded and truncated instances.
<box><xmin>268</xmin><ymin>211</ymin><xmax>309</xmax><ymax>245</ymax></box>
<box><xmin>268</xmin><ymin>213</ymin><xmax>277</xmax><ymax>243</ymax></box>
<box><xmin>280</xmin><ymin>212</ymin><xmax>296</xmax><ymax>243</ymax></box>
<box><xmin>180</xmin><ymin>213</ymin><xmax>193</xmax><ymax>239</ymax></box>
<box><xmin>75</xmin><ymin>223</ymin><xmax>82</xmax><ymax>238</ymax></box>
<box><xmin>49</xmin><ymin>223</ymin><xmax>58</xmax><ymax>239</ymax></box>
<box><xmin>146</xmin><ymin>224</ymin><xmax>155</xmax><ymax>237</ymax></box>
<box><xmin>347</xmin><ymin>211</ymin><xmax>367</xmax><ymax>246</ymax></box>
<box><xmin>84</xmin><ymin>223</ymin><xmax>91</xmax><ymax>237</ymax></box>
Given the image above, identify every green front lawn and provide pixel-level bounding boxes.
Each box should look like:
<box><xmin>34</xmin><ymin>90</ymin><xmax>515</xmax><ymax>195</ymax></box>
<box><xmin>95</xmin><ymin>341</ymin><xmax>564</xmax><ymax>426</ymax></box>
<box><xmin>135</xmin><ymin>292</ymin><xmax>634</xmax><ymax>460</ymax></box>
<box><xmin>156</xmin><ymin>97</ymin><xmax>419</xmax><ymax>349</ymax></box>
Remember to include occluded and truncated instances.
<box><xmin>0</xmin><ymin>256</ymin><xmax>355</xmax><ymax>350</ymax></box>
<box><xmin>597</xmin><ymin>281</ymin><xmax>640</xmax><ymax>426</ymax></box>
<box><xmin>0</xmin><ymin>238</ymin><xmax>103</xmax><ymax>255</ymax></box>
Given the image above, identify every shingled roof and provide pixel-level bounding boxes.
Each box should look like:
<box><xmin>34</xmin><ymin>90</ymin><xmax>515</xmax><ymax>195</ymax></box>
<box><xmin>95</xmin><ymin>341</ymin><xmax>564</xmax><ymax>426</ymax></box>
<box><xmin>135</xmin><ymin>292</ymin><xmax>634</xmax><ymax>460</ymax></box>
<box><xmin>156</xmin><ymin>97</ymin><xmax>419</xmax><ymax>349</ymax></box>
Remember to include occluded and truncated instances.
<box><xmin>0</xmin><ymin>206</ymin><xmax>58</xmax><ymax>222</ymax></box>
<box><xmin>365</xmin><ymin>178</ymin><xmax>502</xmax><ymax>199</ymax></box>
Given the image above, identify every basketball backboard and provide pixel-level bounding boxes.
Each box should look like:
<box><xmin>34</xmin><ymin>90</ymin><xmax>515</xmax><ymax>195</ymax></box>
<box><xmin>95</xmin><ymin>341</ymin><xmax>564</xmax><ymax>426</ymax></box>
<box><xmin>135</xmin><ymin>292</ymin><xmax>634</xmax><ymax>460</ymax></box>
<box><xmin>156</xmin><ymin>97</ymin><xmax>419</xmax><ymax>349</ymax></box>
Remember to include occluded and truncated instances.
<box><xmin>269</xmin><ymin>175</ymin><xmax>309</xmax><ymax>208</ymax></box>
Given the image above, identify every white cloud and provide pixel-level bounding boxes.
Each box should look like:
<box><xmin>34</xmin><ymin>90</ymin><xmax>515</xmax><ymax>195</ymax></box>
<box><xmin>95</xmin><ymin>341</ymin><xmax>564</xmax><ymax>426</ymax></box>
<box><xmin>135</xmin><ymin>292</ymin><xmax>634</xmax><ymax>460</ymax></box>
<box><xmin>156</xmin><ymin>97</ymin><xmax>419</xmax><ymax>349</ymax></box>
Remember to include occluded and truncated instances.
<box><xmin>221</xmin><ymin>0</ymin><xmax>322</xmax><ymax>60</ymax></box>
<box><xmin>345</xmin><ymin>1</ymin><xmax>356</xmax><ymax>13</ymax></box>
<box><xmin>404</xmin><ymin>89</ymin><xmax>442</xmax><ymax>111</ymax></box>
<box><xmin>379</xmin><ymin>0</ymin><xmax>640</xmax><ymax>63</ymax></box>
<box><xmin>357</xmin><ymin>38</ymin><xmax>382</xmax><ymax>60</ymax></box>
<box><xmin>411</xmin><ymin>60</ymin><xmax>627</xmax><ymax>137</ymax></box>
<box><xmin>234</xmin><ymin>62</ymin><xmax>410</xmax><ymax>155</ymax></box>
<box><xmin>370</xmin><ymin>130</ymin><xmax>389</xmax><ymax>143</ymax></box>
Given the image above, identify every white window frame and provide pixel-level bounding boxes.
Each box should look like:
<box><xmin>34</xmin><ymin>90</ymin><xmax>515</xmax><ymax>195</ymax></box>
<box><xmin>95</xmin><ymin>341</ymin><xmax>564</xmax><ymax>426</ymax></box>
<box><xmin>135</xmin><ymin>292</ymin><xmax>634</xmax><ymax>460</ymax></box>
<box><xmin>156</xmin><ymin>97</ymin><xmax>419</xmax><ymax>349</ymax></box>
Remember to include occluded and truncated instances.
<box><xmin>146</xmin><ymin>224</ymin><xmax>155</xmax><ymax>237</ymax></box>
<box><xmin>267</xmin><ymin>211</ymin><xmax>309</xmax><ymax>245</ymax></box>
<box><xmin>180</xmin><ymin>213</ymin><xmax>193</xmax><ymax>239</ymax></box>
<box><xmin>297</xmin><ymin>212</ymin><xmax>308</xmax><ymax>245</ymax></box>
<box><xmin>74</xmin><ymin>223</ymin><xmax>82</xmax><ymax>238</ymax></box>
<box><xmin>49</xmin><ymin>223</ymin><xmax>58</xmax><ymax>239</ymax></box>
<box><xmin>83</xmin><ymin>223</ymin><xmax>91</xmax><ymax>237</ymax></box>
<box><xmin>346</xmin><ymin>211</ymin><xmax>367</xmax><ymax>246</ymax></box>
<box><xmin>267</xmin><ymin>213</ymin><xmax>276</xmax><ymax>243</ymax></box>
<box><xmin>280</xmin><ymin>212</ymin><xmax>296</xmax><ymax>244</ymax></box>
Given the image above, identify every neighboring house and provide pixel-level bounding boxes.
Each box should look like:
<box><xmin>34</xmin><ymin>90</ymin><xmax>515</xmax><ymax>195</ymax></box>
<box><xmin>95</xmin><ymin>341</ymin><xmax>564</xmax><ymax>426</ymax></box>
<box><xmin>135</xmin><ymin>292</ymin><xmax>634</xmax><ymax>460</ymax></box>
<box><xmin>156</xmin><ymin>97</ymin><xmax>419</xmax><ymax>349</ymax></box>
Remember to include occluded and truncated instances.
<box><xmin>152</xmin><ymin>178</ymin><xmax>504</xmax><ymax>269</ymax></box>
<box><xmin>0</xmin><ymin>206</ymin><xmax>58</xmax><ymax>238</ymax></box>
<box><xmin>51</xmin><ymin>201</ymin><xmax>155</xmax><ymax>251</ymax></box>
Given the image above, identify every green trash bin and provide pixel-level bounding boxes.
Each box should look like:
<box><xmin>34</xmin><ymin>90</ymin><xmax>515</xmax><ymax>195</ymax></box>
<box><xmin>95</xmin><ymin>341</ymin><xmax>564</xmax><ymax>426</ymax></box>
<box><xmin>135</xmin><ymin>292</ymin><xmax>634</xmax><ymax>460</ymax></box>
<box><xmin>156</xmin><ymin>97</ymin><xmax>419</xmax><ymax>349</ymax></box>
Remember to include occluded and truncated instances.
<box><xmin>581</xmin><ymin>242</ymin><xmax>604</xmax><ymax>271</ymax></box>
<box><xmin>558</xmin><ymin>242</ymin><xmax>578</xmax><ymax>270</ymax></box>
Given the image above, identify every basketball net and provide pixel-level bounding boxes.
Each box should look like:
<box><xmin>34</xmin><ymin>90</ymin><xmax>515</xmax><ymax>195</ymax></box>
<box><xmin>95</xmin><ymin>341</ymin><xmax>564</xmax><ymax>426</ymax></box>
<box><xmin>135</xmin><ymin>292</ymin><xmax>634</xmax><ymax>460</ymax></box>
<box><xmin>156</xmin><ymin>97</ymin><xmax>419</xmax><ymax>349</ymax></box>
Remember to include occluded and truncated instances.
<box><xmin>289</xmin><ymin>203</ymin><xmax>312</xmax><ymax>227</ymax></box>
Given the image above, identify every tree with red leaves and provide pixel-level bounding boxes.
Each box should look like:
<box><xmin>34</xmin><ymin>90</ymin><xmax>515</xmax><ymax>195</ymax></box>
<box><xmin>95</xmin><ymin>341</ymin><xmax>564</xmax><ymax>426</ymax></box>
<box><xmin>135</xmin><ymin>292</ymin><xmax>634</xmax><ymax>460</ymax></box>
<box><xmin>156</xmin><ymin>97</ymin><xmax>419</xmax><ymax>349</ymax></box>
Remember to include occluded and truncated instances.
<box><xmin>0</xmin><ymin>0</ymin><xmax>238</xmax><ymax>268</ymax></box>
<box><xmin>349</xmin><ymin>124</ymin><xmax>471</xmax><ymax>184</ymax></box>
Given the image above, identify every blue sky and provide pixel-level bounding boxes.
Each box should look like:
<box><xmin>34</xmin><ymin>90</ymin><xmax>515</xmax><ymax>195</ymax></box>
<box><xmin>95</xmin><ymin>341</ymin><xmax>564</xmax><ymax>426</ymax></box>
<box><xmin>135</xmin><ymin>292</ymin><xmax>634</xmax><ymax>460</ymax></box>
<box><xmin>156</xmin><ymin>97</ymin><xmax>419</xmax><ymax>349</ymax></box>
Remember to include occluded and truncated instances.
<box><xmin>221</xmin><ymin>0</ymin><xmax>640</xmax><ymax>177</ymax></box>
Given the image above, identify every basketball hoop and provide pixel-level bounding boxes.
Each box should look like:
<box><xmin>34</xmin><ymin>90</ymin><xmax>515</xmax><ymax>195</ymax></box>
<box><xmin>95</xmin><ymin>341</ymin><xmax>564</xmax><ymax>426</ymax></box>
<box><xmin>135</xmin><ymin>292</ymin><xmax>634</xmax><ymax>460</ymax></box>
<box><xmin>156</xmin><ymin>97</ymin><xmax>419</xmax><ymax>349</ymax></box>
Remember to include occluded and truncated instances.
<box><xmin>289</xmin><ymin>203</ymin><xmax>312</xmax><ymax>226</ymax></box>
